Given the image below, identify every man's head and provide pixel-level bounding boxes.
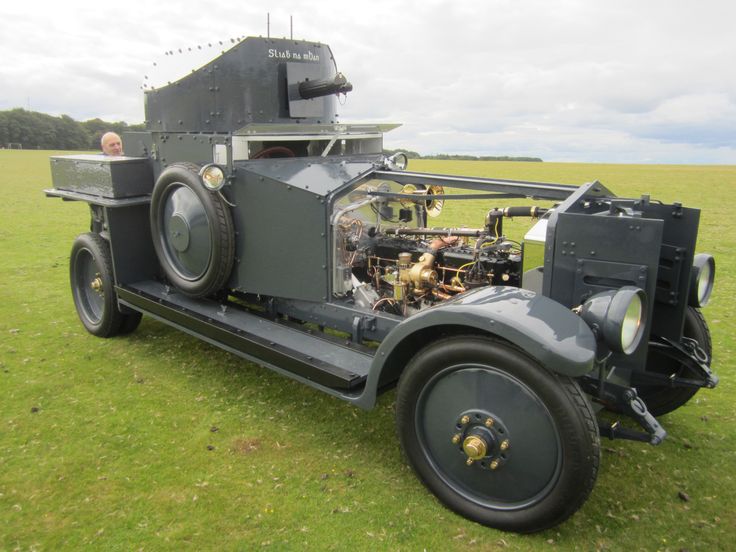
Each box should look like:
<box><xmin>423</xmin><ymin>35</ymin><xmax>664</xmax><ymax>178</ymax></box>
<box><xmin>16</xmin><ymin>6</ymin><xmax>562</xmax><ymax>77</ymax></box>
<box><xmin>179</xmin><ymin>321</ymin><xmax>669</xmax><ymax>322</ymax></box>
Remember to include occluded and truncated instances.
<box><xmin>101</xmin><ymin>132</ymin><xmax>123</xmax><ymax>156</ymax></box>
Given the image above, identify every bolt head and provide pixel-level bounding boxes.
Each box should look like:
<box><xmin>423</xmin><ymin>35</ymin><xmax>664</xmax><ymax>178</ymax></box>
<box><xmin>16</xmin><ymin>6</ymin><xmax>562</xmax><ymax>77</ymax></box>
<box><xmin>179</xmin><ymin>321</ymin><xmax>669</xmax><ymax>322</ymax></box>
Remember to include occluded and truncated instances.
<box><xmin>460</xmin><ymin>415</ymin><xmax>470</xmax><ymax>425</ymax></box>
<box><xmin>484</xmin><ymin>417</ymin><xmax>494</xmax><ymax>428</ymax></box>
<box><xmin>500</xmin><ymin>439</ymin><xmax>510</xmax><ymax>451</ymax></box>
<box><xmin>490</xmin><ymin>459</ymin><xmax>500</xmax><ymax>470</ymax></box>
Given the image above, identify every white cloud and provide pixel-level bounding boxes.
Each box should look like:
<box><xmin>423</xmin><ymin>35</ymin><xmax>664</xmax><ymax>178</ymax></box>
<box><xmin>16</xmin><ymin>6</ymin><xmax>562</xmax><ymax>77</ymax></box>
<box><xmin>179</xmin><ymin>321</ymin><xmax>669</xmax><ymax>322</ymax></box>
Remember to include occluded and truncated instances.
<box><xmin>1</xmin><ymin>0</ymin><xmax>735</xmax><ymax>163</ymax></box>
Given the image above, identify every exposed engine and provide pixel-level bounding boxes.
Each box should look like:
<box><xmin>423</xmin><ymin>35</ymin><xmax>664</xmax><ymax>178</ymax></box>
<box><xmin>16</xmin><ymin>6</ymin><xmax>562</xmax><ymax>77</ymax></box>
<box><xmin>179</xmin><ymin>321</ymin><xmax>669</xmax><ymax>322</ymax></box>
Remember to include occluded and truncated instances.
<box><xmin>332</xmin><ymin>182</ymin><xmax>541</xmax><ymax>316</ymax></box>
<box><xmin>356</xmin><ymin>233</ymin><xmax>521</xmax><ymax>316</ymax></box>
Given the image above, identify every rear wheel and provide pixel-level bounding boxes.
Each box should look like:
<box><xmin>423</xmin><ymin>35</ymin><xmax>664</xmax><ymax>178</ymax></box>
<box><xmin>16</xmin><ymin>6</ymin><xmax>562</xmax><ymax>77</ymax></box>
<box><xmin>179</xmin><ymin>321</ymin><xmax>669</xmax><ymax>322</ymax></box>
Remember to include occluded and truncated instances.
<box><xmin>396</xmin><ymin>336</ymin><xmax>600</xmax><ymax>533</ymax></box>
<box><xmin>70</xmin><ymin>233</ymin><xmax>124</xmax><ymax>337</ymax></box>
<box><xmin>639</xmin><ymin>307</ymin><xmax>712</xmax><ymax>416</ymax></box>
<box><xmin>118</xmin><ymin>311</ymin><xmax>143</xmax><ymax>334</ymax></box>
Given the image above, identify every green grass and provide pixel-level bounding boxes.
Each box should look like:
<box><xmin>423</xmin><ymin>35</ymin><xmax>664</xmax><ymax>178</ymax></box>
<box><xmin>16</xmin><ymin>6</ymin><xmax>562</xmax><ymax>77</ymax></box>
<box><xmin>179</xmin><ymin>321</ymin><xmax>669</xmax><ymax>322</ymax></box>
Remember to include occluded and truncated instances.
<box><xmin>1</xmin><ymin>150</ymin><xmax>734</xmax><ymax>550</ymax></box>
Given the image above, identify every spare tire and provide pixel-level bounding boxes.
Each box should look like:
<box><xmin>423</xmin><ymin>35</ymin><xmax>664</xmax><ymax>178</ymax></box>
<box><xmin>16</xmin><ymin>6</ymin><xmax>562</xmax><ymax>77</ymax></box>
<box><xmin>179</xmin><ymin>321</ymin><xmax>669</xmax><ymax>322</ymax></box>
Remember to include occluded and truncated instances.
<box><xmin>150</xmin><ymin>163</ymin><xmax>234</xmax><ymax>297</ymax></box>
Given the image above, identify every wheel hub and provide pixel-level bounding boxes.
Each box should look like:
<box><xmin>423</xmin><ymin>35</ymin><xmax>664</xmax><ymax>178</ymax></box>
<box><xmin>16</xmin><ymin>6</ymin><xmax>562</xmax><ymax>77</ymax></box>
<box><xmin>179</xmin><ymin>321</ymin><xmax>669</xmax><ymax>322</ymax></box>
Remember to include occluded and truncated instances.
<box><xmin>168</xmin><ymin>214</ymin><xmax>191</xmax><ymax>252</ymax></box>
<box><xmin>452</xmin><ymin>410</ymin><xmax>511</xmax><ymax>470</ymax></box>
<box><xmin>90</xmin><ymin>275</ymin><xmax>103</xmax><ymax>293</ymax></box>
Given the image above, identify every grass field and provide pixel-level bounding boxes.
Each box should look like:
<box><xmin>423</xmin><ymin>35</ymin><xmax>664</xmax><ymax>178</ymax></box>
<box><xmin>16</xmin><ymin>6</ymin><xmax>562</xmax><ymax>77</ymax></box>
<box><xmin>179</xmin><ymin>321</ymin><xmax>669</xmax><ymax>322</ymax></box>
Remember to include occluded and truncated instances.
<box><xmin>1</xmin><ymin>150</ymin><xmax>734</xmax><ymax>551</ymax></box>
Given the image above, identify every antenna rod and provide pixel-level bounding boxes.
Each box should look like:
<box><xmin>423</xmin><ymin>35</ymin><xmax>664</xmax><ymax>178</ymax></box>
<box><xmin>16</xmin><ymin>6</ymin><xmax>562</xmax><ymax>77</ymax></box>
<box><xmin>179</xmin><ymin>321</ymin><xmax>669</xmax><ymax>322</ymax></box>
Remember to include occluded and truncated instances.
<box><xmin>267</xmin><ymin>13</ymin><xmax>270</xmax><ymax>38</ymax></box>
<box><xmin>290</xmin><ymin>15</ymin><xmax>293</xmax><ymax>39</ymax></box>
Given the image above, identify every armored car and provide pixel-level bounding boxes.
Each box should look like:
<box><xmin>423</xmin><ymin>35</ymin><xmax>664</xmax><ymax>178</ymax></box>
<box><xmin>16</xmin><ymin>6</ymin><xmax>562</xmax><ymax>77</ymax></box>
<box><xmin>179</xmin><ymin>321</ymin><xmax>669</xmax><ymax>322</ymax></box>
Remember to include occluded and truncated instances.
<box><xmin>46</xmin><ymin>36</ymin><xmax>717</xmax><ymax>533</ymax></box>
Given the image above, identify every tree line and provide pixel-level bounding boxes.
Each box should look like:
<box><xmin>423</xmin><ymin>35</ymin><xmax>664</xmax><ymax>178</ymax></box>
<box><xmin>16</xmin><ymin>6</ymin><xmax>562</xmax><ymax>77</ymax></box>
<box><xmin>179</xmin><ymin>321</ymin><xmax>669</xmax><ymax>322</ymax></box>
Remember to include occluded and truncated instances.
<box><xmin>0</xmin><ymin>109</ymin><xmax>144</xmax><ymax>150</ymax></box>
<box><xmin>0</xmin><ymin>109</ymin><xmax>542</xmax><ymax>162</ymax></box>
<box><xmin>382</xmin><ymin>148</ymin><xmax>542</xmax><ymax>163</ymax></box>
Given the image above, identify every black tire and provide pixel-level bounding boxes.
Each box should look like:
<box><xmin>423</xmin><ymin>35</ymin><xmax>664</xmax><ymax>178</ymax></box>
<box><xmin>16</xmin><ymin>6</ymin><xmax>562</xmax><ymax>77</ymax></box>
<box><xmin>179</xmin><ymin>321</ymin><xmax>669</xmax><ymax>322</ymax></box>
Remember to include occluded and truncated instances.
<box><xmin>639</xmin><ymin>307</ymin><xmax>712</xmax><ymax>416</ymax></box>
<box><xmin>118</xmin><ymin>311</ymin><xmax>143</xmax><ymax>335</ymax></box>
<box><xmin>150</xmin><ymin>163</ymin><xmax>234</xmax><ymax>297</ymax></box>
<box><xmin>396</xmin><ymin>335</ymin><xmax>600</xmax><ymax>533</ymax></box>
<box><xmin>70</xmin><ymin>232</ymin><xmax>125</xmax><ymax>337</ymax></box>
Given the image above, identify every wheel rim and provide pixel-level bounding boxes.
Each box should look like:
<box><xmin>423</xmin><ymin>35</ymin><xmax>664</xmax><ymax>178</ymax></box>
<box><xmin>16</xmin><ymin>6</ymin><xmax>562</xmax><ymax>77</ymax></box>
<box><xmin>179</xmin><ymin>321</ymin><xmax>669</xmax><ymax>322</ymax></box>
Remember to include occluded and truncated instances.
<box><xmin>415</xmin><ymin>365</ymin><xmax>562</xmax><ymax>509</ymax></box>
<box><xmin>73</xmin><ymin>248</ymin><xmax>104</xmax><ymax>324</ymax></box>
<box><xmin>159</xmin><ymin>183</ymin><xmax>212</xmax><ymax>280</ymax></box>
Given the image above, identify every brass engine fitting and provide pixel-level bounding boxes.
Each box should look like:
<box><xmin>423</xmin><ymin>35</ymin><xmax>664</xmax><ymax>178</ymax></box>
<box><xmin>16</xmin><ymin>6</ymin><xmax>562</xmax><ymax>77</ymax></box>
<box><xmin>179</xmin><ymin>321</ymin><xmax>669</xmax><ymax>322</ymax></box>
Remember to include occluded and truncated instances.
<box><xmin>409</xmin><ymin>252</ymin><xmax>438</xmax><ymax>289</ymax></box>
<box><xmin>395</xmin><ymin>252</ymin><xmax>412</xmax><ymax>300</ymax></box>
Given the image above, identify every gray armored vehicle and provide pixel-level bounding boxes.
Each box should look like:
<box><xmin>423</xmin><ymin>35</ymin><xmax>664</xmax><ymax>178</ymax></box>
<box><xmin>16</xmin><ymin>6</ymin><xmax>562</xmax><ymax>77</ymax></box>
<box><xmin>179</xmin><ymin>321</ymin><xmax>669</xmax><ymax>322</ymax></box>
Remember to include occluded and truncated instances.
<box><xmin>47</xmin><ymin>36</ymin><xmax>717</xmax><ymax>533</ymax></box>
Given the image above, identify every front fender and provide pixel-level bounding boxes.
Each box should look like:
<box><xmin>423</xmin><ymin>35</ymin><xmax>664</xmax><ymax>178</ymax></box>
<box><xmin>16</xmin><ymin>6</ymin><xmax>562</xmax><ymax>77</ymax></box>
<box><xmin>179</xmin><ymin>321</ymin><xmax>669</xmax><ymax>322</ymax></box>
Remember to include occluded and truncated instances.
<box><xmin>370</xmin><ymin>286</ymin><xmax>596</xmax><ymax>387</ymax></box>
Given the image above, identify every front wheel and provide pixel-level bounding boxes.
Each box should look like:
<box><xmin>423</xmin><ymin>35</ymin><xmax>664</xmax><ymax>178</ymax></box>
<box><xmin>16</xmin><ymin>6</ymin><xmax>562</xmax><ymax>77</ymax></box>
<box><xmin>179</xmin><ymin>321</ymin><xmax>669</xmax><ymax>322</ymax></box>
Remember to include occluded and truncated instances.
<box><xmin>396</xmin><ymin>335</ymin><xmax>600</xmax><ymax>533</ymax></box>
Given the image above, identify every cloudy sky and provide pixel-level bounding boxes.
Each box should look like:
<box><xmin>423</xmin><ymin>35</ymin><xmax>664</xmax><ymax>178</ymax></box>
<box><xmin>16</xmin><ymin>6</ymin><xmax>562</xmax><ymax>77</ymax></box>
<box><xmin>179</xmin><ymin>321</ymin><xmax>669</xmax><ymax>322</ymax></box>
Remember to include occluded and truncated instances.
<box><xmin>2</xmin><ymin>0</ymin><xmax>735</xmax><ymax>163</ymax></box>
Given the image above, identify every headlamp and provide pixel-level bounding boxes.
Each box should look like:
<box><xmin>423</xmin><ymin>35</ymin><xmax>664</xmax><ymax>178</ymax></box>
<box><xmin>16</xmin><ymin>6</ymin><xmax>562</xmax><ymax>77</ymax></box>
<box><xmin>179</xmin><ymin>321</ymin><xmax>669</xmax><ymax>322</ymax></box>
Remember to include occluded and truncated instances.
<box><xmin>199</xmin><ymin>164</ymin><xmax>226</xmax><ymax>191</ymax></box>
<box><xmin>580</xmin><ymin>286</ymin><xmax>647</xmax><ymax>355</ymax></box>
<box><xmin>689</xmin><ymin>253</ymin><xmax>715</xmax><ymax>307</ymax></box>
<box><xmin>387</xmin><ymin>152</ymin><xmax>408</xmax><ymax>170</ymax></box>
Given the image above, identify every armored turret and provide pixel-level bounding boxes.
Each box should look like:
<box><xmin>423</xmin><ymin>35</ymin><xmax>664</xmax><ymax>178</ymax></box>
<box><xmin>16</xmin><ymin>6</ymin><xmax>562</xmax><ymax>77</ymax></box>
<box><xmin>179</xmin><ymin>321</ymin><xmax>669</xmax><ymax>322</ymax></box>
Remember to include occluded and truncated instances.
<box><xmin>144</xmin><ymin>37</ymin><xmax>352</xmax><ymax>133</ymax></box>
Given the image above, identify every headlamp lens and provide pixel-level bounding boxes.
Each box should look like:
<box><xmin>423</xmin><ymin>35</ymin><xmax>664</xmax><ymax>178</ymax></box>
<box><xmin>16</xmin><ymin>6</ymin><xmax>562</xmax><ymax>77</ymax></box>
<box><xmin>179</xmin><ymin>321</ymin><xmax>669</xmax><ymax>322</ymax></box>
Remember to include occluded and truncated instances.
<box><xmin>620</xmin><ymin>293</ymin><xmax>643</xmax><ymax>353</ymax></box>
<box><xmin>690</xmin><ymin>254</ymin><xmax>715</xmax><ymax>307</ymax></box>
<box><xmin>200</xmin><ymin>164</ymin><xmax>225</xmax><ymax>191</ymax></box>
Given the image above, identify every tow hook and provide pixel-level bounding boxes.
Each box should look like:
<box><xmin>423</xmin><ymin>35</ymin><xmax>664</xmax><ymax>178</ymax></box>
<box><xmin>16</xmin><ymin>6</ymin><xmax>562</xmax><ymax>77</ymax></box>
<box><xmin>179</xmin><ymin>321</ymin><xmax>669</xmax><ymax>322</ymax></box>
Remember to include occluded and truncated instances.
<box><xmin>622</xmin><ymin>389</ymin><xmax>667</xmax><ymax>445</ymax></box>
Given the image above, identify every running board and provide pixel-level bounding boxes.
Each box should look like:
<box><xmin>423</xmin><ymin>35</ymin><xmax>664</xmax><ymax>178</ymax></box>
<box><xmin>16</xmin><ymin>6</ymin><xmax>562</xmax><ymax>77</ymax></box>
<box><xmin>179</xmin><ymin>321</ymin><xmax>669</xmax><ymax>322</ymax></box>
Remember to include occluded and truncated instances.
<box><xmin>116</xmin><ymin>281</ymin><xmax>371</xmax><ymax>391</ymax></box>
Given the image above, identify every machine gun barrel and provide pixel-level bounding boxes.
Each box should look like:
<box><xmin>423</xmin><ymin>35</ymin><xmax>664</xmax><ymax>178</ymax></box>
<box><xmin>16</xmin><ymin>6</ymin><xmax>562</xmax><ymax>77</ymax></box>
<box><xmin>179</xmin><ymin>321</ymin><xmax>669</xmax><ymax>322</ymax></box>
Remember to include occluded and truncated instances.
<box><xmin>298</xmin><ymin>72</ymin><xmax>353</xmax><ymax>99</ymax></box>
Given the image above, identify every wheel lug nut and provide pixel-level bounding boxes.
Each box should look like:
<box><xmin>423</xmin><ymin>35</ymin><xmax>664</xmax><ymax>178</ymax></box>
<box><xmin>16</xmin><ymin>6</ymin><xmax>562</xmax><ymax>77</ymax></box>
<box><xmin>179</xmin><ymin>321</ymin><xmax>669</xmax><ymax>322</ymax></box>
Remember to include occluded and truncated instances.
<box><xmin>466</xmin><ymin>458</ymin><xmax>474</xmax><ymax>466</ymax></box>
<box><xmin>490</xmin><ymin>459</ymin><xmax>500</xmax><ymax>470</ymax></box>
<box><xmin>460</xmin><ymin>415</ymin><xmax>470</xmax><ymax>425</ymax></box>
<box><xmin>500</xmin><ymin>439</ymin><xmax>510</xmax><ymax>451</ymax></box>
<box><xmin>451</xmin><ymin>434</ymin><xmax>461</xmax><ymax>445</ymax></box>
<box><xmin>484</xmin><ymin>417</ymin><xmax>494</xmax><ymax>428</ymax></box>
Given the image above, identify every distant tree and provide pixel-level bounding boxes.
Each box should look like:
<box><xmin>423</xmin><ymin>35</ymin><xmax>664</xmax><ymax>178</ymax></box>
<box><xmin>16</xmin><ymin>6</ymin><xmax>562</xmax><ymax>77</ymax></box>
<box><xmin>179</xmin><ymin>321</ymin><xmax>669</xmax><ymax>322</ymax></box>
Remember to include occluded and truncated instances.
<box><xmin>383</xmin><ymin>148</ymin><xmax>422</xmax><ymax>159</ymax></box>
<box><xmin>425</xmin><ymin>153</ymin><xmax>543</xmax><ymax>162</ymax></box>
<box><xmin>0</xmin><ymin>112</ymin><xmax>6</xmax><ymax>145</ymax></box>
<box><xmin>5</xmin><ymin>109</ymin><xmax>50</xmax><ymax>147</ymax></box>
<box><xmin>381</xmin><ymin>148</ymin><xmax>542</xmax><ymax>162</ymax></box>
<box><xmin>0</xmin><ymin>109</ymin><xmax>145</xmax><ymax>150</ymax></box>
<box><xmin>82</xmin><ymin>118</ymin><xmax>110</xmax><ymax>149</ymax></box>
<box><xmin>54</xmin><ymin>115</ymin><xmax>89</xmax><ymax>149</ymax></box>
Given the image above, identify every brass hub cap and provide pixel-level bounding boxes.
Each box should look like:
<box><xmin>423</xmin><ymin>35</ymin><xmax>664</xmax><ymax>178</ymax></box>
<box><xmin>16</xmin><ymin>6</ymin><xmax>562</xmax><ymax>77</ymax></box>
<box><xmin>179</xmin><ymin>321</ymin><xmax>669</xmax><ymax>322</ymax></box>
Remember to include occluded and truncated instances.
<box><xmin>90</xmin><ymin>276</ymin><xmax>103</xmax><ymax>293</ymax></box>
<box><xmin>463</xmin><ymin>435</ymin><xmax>488</xmax><ymax>460</ymax></box>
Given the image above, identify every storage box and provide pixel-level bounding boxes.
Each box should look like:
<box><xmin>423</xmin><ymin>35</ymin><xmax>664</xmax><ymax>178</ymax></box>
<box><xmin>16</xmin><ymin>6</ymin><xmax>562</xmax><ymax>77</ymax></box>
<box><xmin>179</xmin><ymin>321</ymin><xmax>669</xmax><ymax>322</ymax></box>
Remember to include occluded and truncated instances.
<box><xmin>50</xmin><ymin>155</ymin><xmax>153</xmax><ymax>199</ymax></box>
